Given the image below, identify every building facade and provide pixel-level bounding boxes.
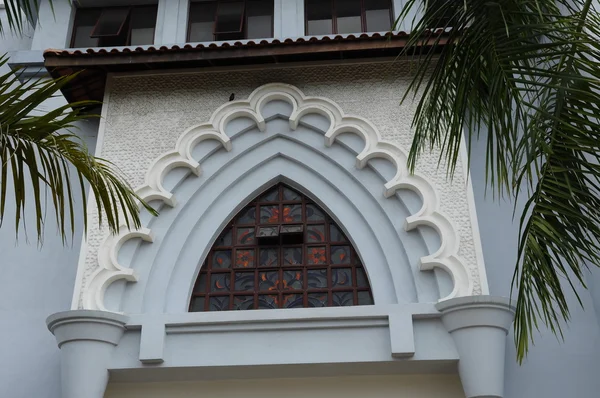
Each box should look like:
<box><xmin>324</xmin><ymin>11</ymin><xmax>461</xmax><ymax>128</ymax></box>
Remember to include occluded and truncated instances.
<box><xmin>2</xmin><ymin>1</ymin><xmax>600</xmax><ymax>398</ymax></box>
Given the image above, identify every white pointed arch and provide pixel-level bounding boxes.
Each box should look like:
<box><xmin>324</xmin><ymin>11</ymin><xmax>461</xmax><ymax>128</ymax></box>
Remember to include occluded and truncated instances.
<box><xmin>81</xmin><ymin>83</ymin><xmax>477</xmax><ymax>312</ymax></box>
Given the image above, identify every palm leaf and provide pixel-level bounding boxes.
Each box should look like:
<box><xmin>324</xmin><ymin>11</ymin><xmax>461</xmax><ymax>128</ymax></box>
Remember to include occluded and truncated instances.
<box><xmin>0</xmin><ymin>55</ymin><xmax>157</xmax><ymax>243</ymax></box>
<box><xmin>0</xmin><ymin>0</ymin><xmax>49</xmax><ymax>34</ymax></box>
<box><xmin>397</xmin><ymin>0</ymin><xmax>600</xmax><ymax>361</ymax></box>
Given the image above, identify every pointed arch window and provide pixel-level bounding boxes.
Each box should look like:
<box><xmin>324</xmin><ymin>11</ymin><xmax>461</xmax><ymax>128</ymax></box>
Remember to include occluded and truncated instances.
<box><xmin>190</xmin><ymin>184</ymin><xmax>374</xmax><ymax>312</ymax></box>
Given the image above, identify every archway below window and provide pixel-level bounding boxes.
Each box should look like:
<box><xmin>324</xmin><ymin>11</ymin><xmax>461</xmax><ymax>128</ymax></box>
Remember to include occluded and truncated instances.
<box><xmin>189</xmin><ymin>183</ymin><xmax>374</xmax><ymax>311</ymax></box>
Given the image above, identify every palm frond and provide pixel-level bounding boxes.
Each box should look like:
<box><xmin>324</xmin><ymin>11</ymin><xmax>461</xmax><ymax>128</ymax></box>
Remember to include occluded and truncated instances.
<box><xmin>0</xmin><ymin>0</ymin><xmax>48</xmax><ymax>34</ymax></box>
<box><xmin>397</xmin><ymin>0</ymin><xmax>600</xmax><ymax>361</ymax></box>
<box><xmin>0</xmin><ymin>55</ymin><xmax>157</xmax><ymax>244</ymax></box>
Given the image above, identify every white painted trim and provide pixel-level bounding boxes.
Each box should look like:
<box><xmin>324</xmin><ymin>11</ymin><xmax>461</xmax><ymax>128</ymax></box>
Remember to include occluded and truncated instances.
<box><xmin>81</xmin><ymin>83</ymin><xmax>476</xmax><ymax>312</ymax></box>
<box><xmin>70</xmin><ymin>74</ymin><xmax>113</xmax><ymax>310</ymax></box>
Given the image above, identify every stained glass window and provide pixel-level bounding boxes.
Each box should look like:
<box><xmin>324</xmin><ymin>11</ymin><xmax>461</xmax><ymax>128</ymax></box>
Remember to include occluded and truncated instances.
<box><xmin>190</xmin><ymin>184</ymin><xmax>374</xmax><ymax>312</ymax></box>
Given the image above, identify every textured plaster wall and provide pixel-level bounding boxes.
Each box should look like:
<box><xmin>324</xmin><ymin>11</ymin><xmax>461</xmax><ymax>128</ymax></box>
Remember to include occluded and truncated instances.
<box><xmin>105</xmin><ymin>375</ymin><xmax>464</xmax><ymax>398</ymax></box>
<box><xmin>78</xmin><ymin>60</ymin><xmax>484</xmax><ymax>308</ymax></box>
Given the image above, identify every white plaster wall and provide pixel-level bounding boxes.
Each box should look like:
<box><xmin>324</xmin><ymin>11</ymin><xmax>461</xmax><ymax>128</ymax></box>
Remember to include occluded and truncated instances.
<box><xmin>105</xmin><ymin>375</ymin><xmax>464</xmax><ymax>398</ymax></box>
<box><xmin>76</xmin><ymin>60</ymin><xmax>485</xmax><ymax>309</ymax></box>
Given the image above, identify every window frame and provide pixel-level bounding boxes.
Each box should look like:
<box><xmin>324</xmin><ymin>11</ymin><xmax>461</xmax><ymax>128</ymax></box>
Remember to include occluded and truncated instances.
<box><xmin>70</xmin><ymin>5</ymin><xmax>158</xmax><ymax>48</ymax></box>
<box><xmin>304</xmin><ymin>0</ymin><xmax>393</xmax><ymax>36</ymax></box>
<box><xmin>189</xmin><ymin>184</ymin><xmax>373</xmax><ymax>312</ymax></box>
<box><xmin>187</xmin><ymin>0</ymin><xmax>274</xmax><ymax>43</ymax></box>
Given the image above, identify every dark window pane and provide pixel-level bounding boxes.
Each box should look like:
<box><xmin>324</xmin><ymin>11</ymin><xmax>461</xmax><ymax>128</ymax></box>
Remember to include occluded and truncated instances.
<box><xmin>306</xmin><ymin>204</ymin><xmax>325</xmax><ymax>221</ymax></box>
<box><xmin>282</xmin><ymin>186</ymin><xmax>301</xmax><ymax>201</ymax></box>
<box><xmin>308</xmin><ymin>293</ymin><xmax>328</xmax><ymax>307</ymax></box>
<box><xmin>260</xmin><ymin>205</ymin><xmax>279</xmax><ymax>223</ymax></box>
<box><xmin>259</xmin><ymin>248</ymin><xmax>279</xmax><ymax>267</ymax></box>
<box><xmin>234</xmin><ymin>272</ymin><xmax>255</xmax><ymax>291</ymax></box>
<box><xmin>329</xmin><ymin>224</ymin><xmax>347</xmax><ymax>242</ymax></box>
<box><xmin>237</xmin><ymin>227</ymin><xmax>255</xmax><ymax>245</ymax></box>
<box><xmin>237</xmin><ymin>206</ymin><xmax>256</xmax><ymax>224</ymax></box>
<box><xmin>73</xmin><ymin>25</ymin><xmax>100</xmax><ymax>47</ymax></box>
<box><xmin>212</xmin><ymin>250</ymin><xmax>232</xmax><ymax>269</ymax></box>
<box><xmin>209</xmin><ymin>296</ymin><xmax>230</xmax><ymax>311</ymax></box>
<box><xmin>283</xmin><ymin>247</ymin><xmax>302</xmax><ymax>265</ymax></box>
<box><xmin>72</xmin><ymin>9</ymin><xmax>101</xmax><ymax>47</ymax></box>
<box><xmin>283</xmin><ymin>294</ymin><xmax>304</xmax><ymax>308</ymax></box>
<box><xmin>307</xmin><ymin>269</ymin><xmax>328</xmax><ymax>289</ymax></box>
<box><xmin>258</xmin><ymin>294</ymin><xmax>278</xmax><ymax>309</ymax></box>
<box><xmin>259</xmin><ymin>271</ymin><xmax>279</xmax><ymax>291</ymax></box>
<box><xmin>235</xmin><ymin>249</ymin><xmax>255</xmax><ymax>268</ymax></box>
<box><xmin>306</xmin><ymin>225</ymin><xmax>325</xmax><ymax>243</ymax></box>
<box><xmin>307</xmin><ymin>246</ymin><xmax>326</xmax><ymax>264</ymax></box>
<box><xmin>194</xmin><ymin>273</ymin><xmax>208</xmax><ymax>292</ymax></box>
<box><xmin>356</xmin><ymin>268</ymin><xmax>369</xmax><ymax>287</ymax></box>
<box><xmin>130</xmin><ymin>6</ymin><xmax>157</xmax><ymax>45</ymax></box>
<box><xmin>190</xmin><ymin>297</ymin><xmax>205</xmax><ymax>311</ymax></box>
<box><xmin>336</xmin><ymin>0</ymin><xmax>362</xmax><ymax>34</ymax></box>
<box><xmin>189</xmin><ymin>1</ymin><xmax>217</xmax><ymax>42</ymax></box>
<box><xmin>259</xmin><ymin>186</ymin><xmax>279</xmax><ymax>202</ymax></box>
<box><xmin>210</xmin><ymin>274</ymin><xmax>231</xmax><ymax>292</ymax></box>
<box><xmin>357</xmin><ymin>291</ymin><xmax>374</xmax><ymax>305</ymax></box>
<box><xmin>331</xmin><ymin>246</ymin><xmax>351</xmax><ymax>264</ymax></box>
<box><xmin>306</xmin><ymin>0</ymin><xmax>333</xmax><ymax>35</ymax></box>
<box><xmin>247</xmin><ymin>0</ymin><xmax>272</xmax><ymax>39</ymax></box>
<box><xmin>332</xmin><ymin>291</ymin><xmax>354</xmax><ymax>306</ymax></box>
<box><xmin>90</xmin><ymin>8</ymin><xmax>130</xmax><ymax>37</ymax></box>
<box><xmin>365</xmin><ymin>0</ymin><xmax>392</xmax><ymax>32</ymax></box>
<box><xmin>332</xmin><ymin>268</ymin><xmax>352</xmax><ymax>287</ymax></box>
<box><xmin>282</xmin><ymin>205</ymin><xmax>302</xmax><ymax>222</ymax></box>
<box><xmin>215</xmin><ymin>228</ymin><xmax>232</xmax><ymax>246</ymax></box>
<box><xmin>283</xmin><ymin>270</ymin><xmax>303</xmax><ymax>290</ymax></box>
<box><xmin>234</xmin><ymin>295</ymin><xmax>254</xmax><ymax>310</ymax></box>
<box><xmin>215</xmin><ymin>0</ymin><xmax>244</xmax><ymax>40</ymax></box>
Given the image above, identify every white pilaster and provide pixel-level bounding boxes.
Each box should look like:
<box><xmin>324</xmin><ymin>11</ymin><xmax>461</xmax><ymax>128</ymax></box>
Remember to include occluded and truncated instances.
<box><xmin>31</xmin><ymin>0</ymin><xmax>75</xmax><ymax>50</ymax></box>
<box><xmin>275</xmin><ymin>0</ymin><xmax>305</xmax><ymax>39</ymax></box>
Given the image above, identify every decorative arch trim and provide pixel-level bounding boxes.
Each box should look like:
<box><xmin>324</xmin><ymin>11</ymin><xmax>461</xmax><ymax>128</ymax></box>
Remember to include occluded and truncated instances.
<box><xmin>83</xmin><ymin>83</ymin><xmax>476</xmax><ymax>312</ymax></box>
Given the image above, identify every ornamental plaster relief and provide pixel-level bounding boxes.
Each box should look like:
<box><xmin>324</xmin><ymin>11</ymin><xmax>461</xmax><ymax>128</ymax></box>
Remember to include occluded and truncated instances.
<box><xmin>74</xmin><ymin>60</ymin><xmax>486</xmax><ymax>310</ymax></box>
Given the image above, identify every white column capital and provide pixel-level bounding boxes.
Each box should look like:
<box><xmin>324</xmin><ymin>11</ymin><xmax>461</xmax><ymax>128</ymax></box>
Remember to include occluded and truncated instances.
<box><xmin>436</xmin><ymin>296</ymin><xmax>516</xmax><ymax>398</ymax></box>
<box><xmin>47</xmin><ymin>310</ymin><xmax>129</xmax><ymax>398</ymax></box>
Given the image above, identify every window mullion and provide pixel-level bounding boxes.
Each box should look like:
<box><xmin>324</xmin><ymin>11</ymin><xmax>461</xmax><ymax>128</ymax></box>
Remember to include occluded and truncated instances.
<box><xmin>332</xmin><ymin>0</ymin><xmax>337</xmax><ymax>34</ymax></box>
<box><xmin>213</xmin><ymin>0</ymin><xmax>220</xmax><ymax>39</ymax></box>
<box><xmin>360</xmin><ymin>0</ymin><xmax>366</xmax><ymax>33</ymax></box>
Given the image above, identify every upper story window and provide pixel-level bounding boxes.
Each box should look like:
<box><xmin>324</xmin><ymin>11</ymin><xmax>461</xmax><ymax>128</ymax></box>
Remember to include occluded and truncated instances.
<box><xmin>70</xmin><ymin>5</ymin><xmax>158</xmax><ymax>48</ymax></box>
<box><xmin>305</xmin><ymin>0</ymin><xmax>392</xmax><ymax>36</ymax></box>
<box><xmin>189</xmin><ymin>184</ymin><xmax>373</xmax><ymax>312</ymax></box>
<box><xmin>188</xmin><ymin>0</ymin><xmax>274</xmax><ymax>42</ymax></box>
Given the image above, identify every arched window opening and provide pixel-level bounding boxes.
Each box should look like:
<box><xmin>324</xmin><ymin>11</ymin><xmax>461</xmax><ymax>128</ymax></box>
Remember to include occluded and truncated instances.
<box><xmin>190</xmin><ymin>184</ymin><xmax>374</xmax><ymax>311</ymax></box>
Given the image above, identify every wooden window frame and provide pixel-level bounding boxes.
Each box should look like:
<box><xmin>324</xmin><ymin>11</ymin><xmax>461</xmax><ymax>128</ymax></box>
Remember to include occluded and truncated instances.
<box><xmin>187</xmin><ymin>0</ymin><xmax>274</xmax><ymax>42</ymax></box>
<box><xmin>70</xmin><ymin>5</ymin><xmax>158</xmax><ymax>48</ymax></box>
<box><xmin>304</xmin><ymin>0</ymin><xmax>393</xmax><ymax>36</ymax></box>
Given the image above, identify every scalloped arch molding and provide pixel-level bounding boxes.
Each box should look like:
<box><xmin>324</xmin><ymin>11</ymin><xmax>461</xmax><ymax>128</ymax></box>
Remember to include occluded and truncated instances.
<box><xmin>82</xmin><ymin>83</ymin><xmax>486</xmax><ymax>312</ymax></box>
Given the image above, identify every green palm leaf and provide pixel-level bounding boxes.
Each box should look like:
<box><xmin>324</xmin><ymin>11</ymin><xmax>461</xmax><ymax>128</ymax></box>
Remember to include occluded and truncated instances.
<box><xmin>0</xmin><ymin>55</ymin><xmax>157</xmax><ymax>243</ymax></box>
<box><xmin>0</xmin><ymin>0</ymin><xmax>49</xmax><ymax>34</ymax></box>
<box><xmin>397</xmin><ymin>0</ymin><xmax>600</xmax><ymax>361</ymax></box>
